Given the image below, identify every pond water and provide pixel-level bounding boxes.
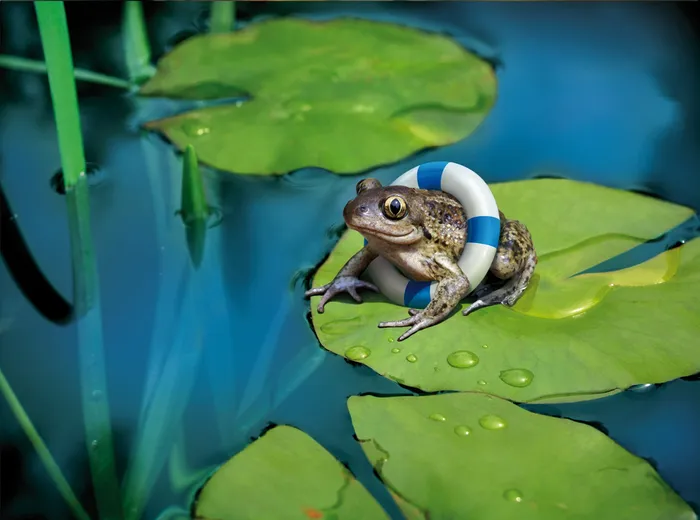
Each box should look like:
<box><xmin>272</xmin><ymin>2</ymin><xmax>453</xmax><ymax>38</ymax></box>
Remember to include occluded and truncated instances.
<box><xmin>1</xmin><ymin>2</ymin><xmax>699</xmax><ymax>519</ymax></box>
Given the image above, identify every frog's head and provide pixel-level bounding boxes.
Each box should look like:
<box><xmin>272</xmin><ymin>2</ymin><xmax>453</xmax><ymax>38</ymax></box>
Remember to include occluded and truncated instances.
<box><xmin>343</xmin><ymin>178</ymin><xmax>424</xmax><ymax>246</ymax></box>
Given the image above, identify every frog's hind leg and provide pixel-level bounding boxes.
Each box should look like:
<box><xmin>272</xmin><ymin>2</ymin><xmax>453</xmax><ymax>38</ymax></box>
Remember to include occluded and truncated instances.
<box><xmin>462</xmin><ymin>217</ymin><xmax>537</xmax><ymax>317</ymax></box>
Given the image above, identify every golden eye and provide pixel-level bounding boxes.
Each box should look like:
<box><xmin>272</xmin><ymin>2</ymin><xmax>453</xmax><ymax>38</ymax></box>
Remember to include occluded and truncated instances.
<box><xmin>383</xmin><ymin>196</ymin><xmax>407</xmax><ymax>219</ymax></box>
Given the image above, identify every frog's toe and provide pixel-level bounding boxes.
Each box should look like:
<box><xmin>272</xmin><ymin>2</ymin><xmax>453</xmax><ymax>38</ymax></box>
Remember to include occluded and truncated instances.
<box><xmin>304</xmin><ymin>284</ymin><xmax>330</xmax><ymax>298</ymax></box>
<box><xmin>378</xmin><ymin>315</ymin><xmax>418</xmax><ymax>329</ymax></box>
<box><xmin>397</xmin><ymin>322</ymin><xmax>431</xmax><ymax>341</ymax></box>
<box><xmin>462</xmin><ymin>287</ymin><xmax>522</xmax><ymax>316</ymax></box>
<box><xmin>356</xmin><ymin>280</ymin><xmax>379</xmax><ymax>293</ymax></box>
<box><xmin>347</xmin><ymin>287</ymin><xmax>363</xmax><ymax>302</ymax></box>
<box><xmin>317</xmin><ymin>291</ymin><xmax>338</xmax><ymax>313</ymax></box>
<box><xmin>408</xmin><ymin>308</ymin><xmax>421</xmax><ymax>316</ymax></box>
<box><xmin>462</xmin><ymin>300</ymin><xmax>487</xmax><ymax>317</ymax></box>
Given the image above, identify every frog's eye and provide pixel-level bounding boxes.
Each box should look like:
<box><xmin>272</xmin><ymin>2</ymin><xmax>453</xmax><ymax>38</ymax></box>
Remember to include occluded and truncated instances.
<box><xmin>383</xmin><ymin>196</ymin><xmax>407</xmax><ymax>219</ymax></box>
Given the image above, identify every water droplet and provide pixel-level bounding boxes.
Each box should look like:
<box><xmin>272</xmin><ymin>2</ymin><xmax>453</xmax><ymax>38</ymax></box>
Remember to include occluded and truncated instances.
<box><xmin>454</xmin><ymin>425</ymin><xmax>472</xmax><ymax>436</ymax></box>
<box><xmin>477</xmin><ymin>380</ymin><xmax>487</xmax><ymax>386</ymax></box>
<box><xmin>51</xmin><ymin>163</ymin><xmax>105</xmax><ymax>195</ymax></box>
<box><xmin>320</xmin><ymin>316</ymin><xmax>363</xmax><ymax>335</ymax></box>
<box><xmin>387</xmin><ymin>337</ymin><xmax>395</xmax><ymax>343</ymax></box>
<box><xmin>479</xmin><ymin>414</ymin><xmax>507</xmax><ymax>430</ymax></box>
<box><xmin>503</xmin><ymin>489</ymin><xmax>523</xmax><ymax>503</ymax></box>
<box><xmin>391</xmin><ymin>348</ymin><xmax>401</xmax><ymax>354</ymax></box>
<box><xmin>182</xmin><ymin>120</ymin><xmax>211</xmax><ymax>137</ymax></box>
<box><xmin>429</xmin><ymin>413</ymin><xmax>446</xmax><ymax>422</ymax></box>
<box><xmin>499</xmin><ymin>368</ymin><xmax>534</xmax><ymax>388</ymax></box>
<box><xmin>91</xmin><ymin>390</ymin><xmax>103</xmax><ymax>400</ymax></box>
<box><xmin>482</xmin><ymin>344</ymin><xmax>489</xmax><ymax>349</ymax></box>
<box><xmin>406</xmin><ymin>354</ymin><xmax>418</xmax><ymax>363</ymax></box>
<box><xmin>345</xmin><ymin>346</ymin><xmax>370</xmax><ymax>361</ymax></box>
<box><xmin>446</xmin><ymin>350</ymin><xmax>479</xmax><ymax>368</ymax></box>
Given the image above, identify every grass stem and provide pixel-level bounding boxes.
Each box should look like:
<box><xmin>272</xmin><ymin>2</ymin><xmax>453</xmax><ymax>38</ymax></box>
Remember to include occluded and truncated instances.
<box><xmin>0</xmin><ymin>54</ymin><xmax>130</xmax><ymax>89</ymax></box>
<box><xmin>210</xmin><ymin>2</ymin><xmax>235</xmax><ymax>33</ymax></box>
<box><xmin>35</xmin><ymin>2</ymin><xmax>123</xmax><ymax>518</ymax></box>
<box><xmin>0</xmin><ymin>368</ymin><xmax>91</xmax><ymax>520</ymax></box>
<box><xmin>122</xmin><ymin>2</ymin><xmax>155</xmax><ymax>85</ymax></box>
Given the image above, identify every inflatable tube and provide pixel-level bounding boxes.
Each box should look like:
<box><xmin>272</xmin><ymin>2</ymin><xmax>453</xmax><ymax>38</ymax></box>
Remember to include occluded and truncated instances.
<box><xmin>365</xmin><ymin>161</ymin><xmax>500</xmax><ymax>308</ymax></box>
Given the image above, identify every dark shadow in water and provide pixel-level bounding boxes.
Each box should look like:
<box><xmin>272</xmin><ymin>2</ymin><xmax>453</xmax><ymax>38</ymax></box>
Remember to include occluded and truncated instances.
<box><xmin>0</xmin><ymin>180</ymin><xmax>73</xmax><ymax>324</ymax></box>
<box><xmin>0</xmin><ymin>437</ymin><xmax>49</xmax><ymax>520</ymax></box>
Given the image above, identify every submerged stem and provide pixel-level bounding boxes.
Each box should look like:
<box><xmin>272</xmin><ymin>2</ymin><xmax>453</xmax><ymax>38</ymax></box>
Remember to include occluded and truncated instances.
<box><xmin>0</xmin><ymin>54</ymin><xmax>131</xmax><ymax>89</ymax></box>
<box><xmin>210</xmin><ymin>1</ymin><xmax>235</xmax><ymax>33</ymax></box>
<box><xmin>35</xmin><ymin>2</ymin><xmax>123</xmax><ymax>519</ymax></box>
<box><xmin>0</xmin><ymin>368</ymin><xmax>91</xmax><ymax>520</ymax></box>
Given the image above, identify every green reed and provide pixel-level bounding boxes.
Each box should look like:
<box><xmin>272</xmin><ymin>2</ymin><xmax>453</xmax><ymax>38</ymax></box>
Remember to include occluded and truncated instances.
<box><xmin>0</xmin><ymin>368</ymin><xmax>91</xmax><ymax>520</ymax></box>
<box><xmin>210</xmin><ymin>1</ymin><xmax>236</xmax><ymax>33</ymax></box>
<box><xmin>35</xmin><ymin>2</ymin><xmax>123</xmax><ymax>519</ymax></box>
<box><xmin>122</xmin><ymin>1</ymin><xmax>155</xmax><ymax>86</ymax></box>
<box><xmin>2</xmin><ymin>2</ymin><xmax>325</xmax><ymax>517</ymax></box>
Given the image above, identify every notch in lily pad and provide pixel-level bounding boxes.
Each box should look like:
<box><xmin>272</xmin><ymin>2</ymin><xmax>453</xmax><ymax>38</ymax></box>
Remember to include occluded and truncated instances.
<box><xmin>140</xmin><ymin>17</ymin><xmax>497</xmax><ymax>176</ymax></box>
<box><xmin>176</xmin><ymin>144</ymin><xmax>221</xmax><ymax>269</ymax></box>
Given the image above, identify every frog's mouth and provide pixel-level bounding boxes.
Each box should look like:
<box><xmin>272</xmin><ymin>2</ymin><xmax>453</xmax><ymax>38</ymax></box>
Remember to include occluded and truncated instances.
<box><xmin>349</xmin><ymin>224</ymin><xmax>422</xmax><ymax>245</ymax></box>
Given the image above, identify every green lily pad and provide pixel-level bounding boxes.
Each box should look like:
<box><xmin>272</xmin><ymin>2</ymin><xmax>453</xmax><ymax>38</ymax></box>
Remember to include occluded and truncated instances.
<box><xmin>192</xmin><ymin>425</ymin><xmax>390</xmax><ymax>520</ymax></box>
<box><xmin>348</xmin><ymin>393</ymin><xmax>697</xmax><ymax>520</ymax></box>
<box><xmin>139</xmin><ymin>17</ymin><xmax>496</xmax><ymax>175</ymax></box>
<box><xmin>309</xmin><ymin>179</ymin><xmax>699</xmax><ymax>403</ymax></box>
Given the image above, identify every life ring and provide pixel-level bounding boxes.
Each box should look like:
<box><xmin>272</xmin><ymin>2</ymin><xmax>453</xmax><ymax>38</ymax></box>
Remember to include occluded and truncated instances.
<box><xmin>364</xmin><ymin>161</ymin><xmax>501</xmax><ymax>308</ymax></box>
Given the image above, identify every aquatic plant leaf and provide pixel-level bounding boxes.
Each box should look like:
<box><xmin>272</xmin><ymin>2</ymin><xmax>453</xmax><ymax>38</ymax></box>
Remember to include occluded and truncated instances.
<box><xmin>139</xmin><ymin>17</ymin><xmax>496</xmax><ymax>175</ymax></box>
<box><xmin>179</xmin><ymin>144</ymin><xmax>209</xmax><ymax>269</ymax></box>
<box><xmin>309</xmin><ymin>179</ymin><xmax>699</xmax><ymax>403</ymax></box>
<box><xmin>193</xmin><ymin>425</ymin><xmax>390</xmax><ymax>519</ymax></box>
<box><xmin>348</xmin><ymin>393</ymin><xmax>697</xmax><ymax>520</ymax></box>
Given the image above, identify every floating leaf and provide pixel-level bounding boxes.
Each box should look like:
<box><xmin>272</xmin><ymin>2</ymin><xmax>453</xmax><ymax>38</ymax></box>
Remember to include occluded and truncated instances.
<box><xmin>192</xmin><ymin>425</ymin><xmax>390</xmax><ymax>519</ymax></box>
<box><xmin>140</xmin><ymin>17</ymin><xmax>496</xmax><ymax>175</ymax></box>
<box><xmin>348</xmin><ymin>393</ymin><xmax>697</xmax><ymax>520</ymax></box>
<box><xmin>309</xmin><ymin>179</ymin><xmax>699</xmax><ymax>403</ymax></box>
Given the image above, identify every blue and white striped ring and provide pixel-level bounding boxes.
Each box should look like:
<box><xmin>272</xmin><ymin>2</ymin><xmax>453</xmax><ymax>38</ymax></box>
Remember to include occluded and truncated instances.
<box><xmin>364</xmin><ymin>161</ymin><xmax>501</xmax><ymax>309</ymax></box>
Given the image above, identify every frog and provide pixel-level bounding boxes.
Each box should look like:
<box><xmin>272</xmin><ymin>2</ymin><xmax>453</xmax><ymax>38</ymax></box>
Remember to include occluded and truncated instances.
<box><xmin>305</xmin><ymin>178</ymin><xmax>537</xmax><ymax>341</ymax></box>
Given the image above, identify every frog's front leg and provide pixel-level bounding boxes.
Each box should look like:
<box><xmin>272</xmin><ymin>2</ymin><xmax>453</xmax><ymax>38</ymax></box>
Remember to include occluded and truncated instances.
<box><xmin>305</xmin><ymin>246</ymin><xmax>379</xmax><ymax>313</ymax></box>
<box><xmin>463</xmin><ymin>213</ymin><xmax>537</xmax><ymax>317</ymax></box>
<box><xmin>378</xmin><ymin>254</ymin><xmax>470</xmax><ymax>341</ymax></box>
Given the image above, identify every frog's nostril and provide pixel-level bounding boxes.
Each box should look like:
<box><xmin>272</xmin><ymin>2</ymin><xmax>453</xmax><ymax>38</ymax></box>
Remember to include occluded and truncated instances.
<box><xmin>357</xmin><ymin>205</ymin><xmax>369</xmax><ymax>215</ymax></box>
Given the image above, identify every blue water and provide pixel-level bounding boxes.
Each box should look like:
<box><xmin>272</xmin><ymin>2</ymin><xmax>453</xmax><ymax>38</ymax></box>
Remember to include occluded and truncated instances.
<box><xmin>0</xmin><ymin>2</ymin><xmax>699</xmax><ymax>518</ymax></box>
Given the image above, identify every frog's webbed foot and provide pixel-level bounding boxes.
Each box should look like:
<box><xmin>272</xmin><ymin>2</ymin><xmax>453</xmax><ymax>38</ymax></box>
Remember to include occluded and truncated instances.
<box><xmin>305</xmin><ymin>277</ymin><xmax>379</xmax><ymax>313</ymax></box>
<box><xmin>379</xmin><ymin>274</ymin><xmax>469</xmax><ymax>341</ymax></box>
<box><xmin>462</xmin><ymin>251</ymin><xmax>537</xmax><ymax>317</ymax></box>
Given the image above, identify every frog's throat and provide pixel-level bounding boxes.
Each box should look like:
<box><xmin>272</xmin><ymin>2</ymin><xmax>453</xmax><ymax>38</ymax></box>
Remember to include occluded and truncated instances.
<box><xmin>350</xmin><ymin>224</ymin><xmax>422</xmax><ymax>245</ymax></box>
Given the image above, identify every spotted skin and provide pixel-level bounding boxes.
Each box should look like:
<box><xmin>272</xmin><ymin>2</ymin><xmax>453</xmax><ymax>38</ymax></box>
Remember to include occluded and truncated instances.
<box><xmin>305</xmin><ymin>179</ymin><xmax>537</xmax><ymax>340</ymax></box>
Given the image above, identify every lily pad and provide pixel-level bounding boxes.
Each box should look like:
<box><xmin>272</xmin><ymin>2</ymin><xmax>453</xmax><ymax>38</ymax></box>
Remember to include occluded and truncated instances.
<box><xmin>139</xmin><ymin>17</ymin><xmax>496</xmax><ymax>175</ymax></box>
<box><xmin>309</xmin><ymin>179</ymin><xmax>699</xmax><ymax>403</ymax></box>
<box><xmin>192</xmin><ymin>425</ymin><xmax>390</xmax><ymax>520</ymax></box>
<box><xmin>348</xmin><ymin>393</ymin><xmax>697</xmax><ymax>520</ymax></box>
